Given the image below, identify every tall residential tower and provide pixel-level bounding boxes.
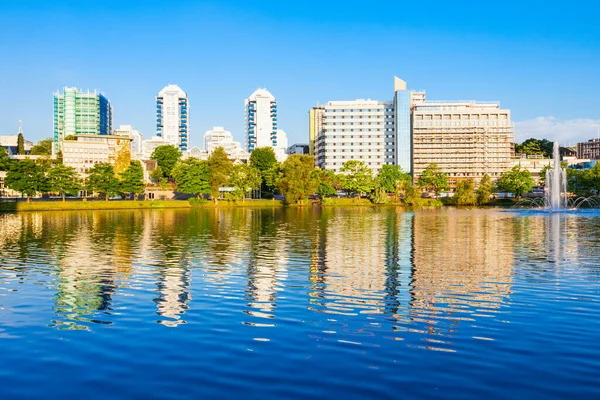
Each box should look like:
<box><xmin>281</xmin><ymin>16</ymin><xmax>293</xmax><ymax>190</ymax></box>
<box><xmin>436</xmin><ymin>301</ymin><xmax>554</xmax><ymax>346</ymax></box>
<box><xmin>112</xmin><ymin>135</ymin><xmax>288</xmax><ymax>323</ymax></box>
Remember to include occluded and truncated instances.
<box><xmin>245</xmin><ymin>88</ymin><xmax>277</xmax><ymax>152</ymax></box>
<box><xmin>53</xmin><ymin>87</ymin><xmax>113</xmax><ymax>154</ymax></box>
<box><xmin>156</xmin><ymin>84</ymin><xmax>189</xmax><ymax>151</ymax></box>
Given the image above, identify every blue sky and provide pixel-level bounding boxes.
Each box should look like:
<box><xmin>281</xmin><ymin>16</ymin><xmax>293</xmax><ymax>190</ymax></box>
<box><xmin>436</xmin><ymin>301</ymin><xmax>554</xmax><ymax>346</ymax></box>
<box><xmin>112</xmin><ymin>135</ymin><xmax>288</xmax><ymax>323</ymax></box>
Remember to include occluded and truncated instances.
<box><xmin>1</xmin><ymin>0</ymin><xmax>599</xmax><ymax>147</ymax></box>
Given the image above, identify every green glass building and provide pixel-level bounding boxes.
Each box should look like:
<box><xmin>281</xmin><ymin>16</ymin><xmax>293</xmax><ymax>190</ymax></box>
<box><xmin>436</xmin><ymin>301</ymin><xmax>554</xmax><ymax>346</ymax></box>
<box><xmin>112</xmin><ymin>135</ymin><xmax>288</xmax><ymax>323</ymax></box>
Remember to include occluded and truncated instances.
<box><xmin>53</xmin><ymin>87</ymin><xmax>113</xmax><ymax>154</ymax></box>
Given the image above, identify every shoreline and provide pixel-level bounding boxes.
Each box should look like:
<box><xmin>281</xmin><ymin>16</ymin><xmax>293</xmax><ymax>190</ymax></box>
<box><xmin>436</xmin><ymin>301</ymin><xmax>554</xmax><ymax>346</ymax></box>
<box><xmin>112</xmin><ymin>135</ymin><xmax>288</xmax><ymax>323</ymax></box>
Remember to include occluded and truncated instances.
<box><xmin>0</xmin><ymin>198</ymin><xmax>442</xmax><ymax>212</ymax></box>
<box><xmin>0</xmin><ymin>197</ymin><xmax>517</xmax><ymax>212</ymax></box>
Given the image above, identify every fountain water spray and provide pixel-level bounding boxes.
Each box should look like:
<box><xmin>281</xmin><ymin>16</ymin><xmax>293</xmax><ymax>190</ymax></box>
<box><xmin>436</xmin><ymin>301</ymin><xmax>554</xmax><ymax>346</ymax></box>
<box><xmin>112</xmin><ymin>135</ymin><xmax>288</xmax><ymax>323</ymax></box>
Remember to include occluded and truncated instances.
<box><xmin>544</xmin><ymin>142</ymin><xmax>568</xmax><ymax>211</ymax></box>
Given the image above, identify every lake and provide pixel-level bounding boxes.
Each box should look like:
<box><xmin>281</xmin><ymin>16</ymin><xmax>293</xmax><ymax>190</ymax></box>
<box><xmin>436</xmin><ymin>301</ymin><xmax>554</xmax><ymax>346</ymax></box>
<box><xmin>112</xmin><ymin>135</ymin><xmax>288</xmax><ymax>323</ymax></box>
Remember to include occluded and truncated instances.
<box><xmin>0</xmin><ymin>207</ymin><xmax>599</xmax><ymax>399</ymax></box>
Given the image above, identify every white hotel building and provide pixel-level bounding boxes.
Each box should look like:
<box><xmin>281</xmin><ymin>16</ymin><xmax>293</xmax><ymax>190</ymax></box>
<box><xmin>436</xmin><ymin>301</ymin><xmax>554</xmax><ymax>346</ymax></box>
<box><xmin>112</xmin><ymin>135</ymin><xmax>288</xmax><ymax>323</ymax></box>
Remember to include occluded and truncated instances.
<box><xmin>315</xmin><ymin>100</ymin><xmax>394</xmax><ymax>173</ymax></box>
<box><xmin>314</xmin><ymin>77</ymin><xmax>514</xmax><ymax>184</ymax></box>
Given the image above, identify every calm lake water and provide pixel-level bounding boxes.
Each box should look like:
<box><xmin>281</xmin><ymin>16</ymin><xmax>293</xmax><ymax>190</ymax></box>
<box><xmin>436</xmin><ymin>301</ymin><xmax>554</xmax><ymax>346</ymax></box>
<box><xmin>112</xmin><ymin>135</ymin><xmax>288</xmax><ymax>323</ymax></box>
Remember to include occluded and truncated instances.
<box><xmin>0</xmin><ymin>207</ymin><xmax>599</xmax><ymax>399</ymax></box>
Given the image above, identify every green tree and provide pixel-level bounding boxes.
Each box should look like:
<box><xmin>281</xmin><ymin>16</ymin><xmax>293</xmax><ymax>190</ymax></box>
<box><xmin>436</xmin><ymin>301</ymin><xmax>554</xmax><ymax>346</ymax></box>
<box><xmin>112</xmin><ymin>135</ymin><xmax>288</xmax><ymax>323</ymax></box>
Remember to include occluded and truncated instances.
<box><xmin>515</xmin><ymin>138</ymin><xmax>554</xmax><ymax>158</ymax></box>
<box><xmin>371</xmin><ymin>180</ymin><xmax>390</xmax><ymax>204</ymax></box>
<box><xmin>172</xmin><ymin>158</ymin><xmax>210</xmax><ymax>199</ymax></box>
<box><xmin>87</xmin><ymin>163</ymin><xmax>120</xmax><ymax>201</ymax></box>
<box><xmin>340</xmin><ymin>160</ymin><xmax>374</xmax><ymax>199</ymax></box>
<box><xmin>230</xmin><ymin>164</ymin><xmax>261</xmax><ymax>201</ymax></box>
<box><xmin>567</xmin><ymin>168</ymin><xmax>592</xmax><ymax>197</ymax></box>
<box><xmin>5</xmin><ymin>159</ymin><xmax>49</xmax><ymax>202</ymax></box>
<box><xmin>476</xmin><ymin>174</ymin><xmax>494</xmax><ymax>205</ymax></box>
<box><xmin>119</xmin><ymin>161</ymin><xmax>145</xmax><ymax>200</ymax></box>
<box><xmin>539</xmin><ymin>164</ymin><xmax>552</xmax><ymax>186</ymax></box>
<box><xmin>452</xmin><ymin>179</ymin><xmax>477</xmax><ymax>205</ymax></box>
<box><xmin>47</xmin><ymin>164</ymin><xmax>81</xmax><ymax>202</ymax></box>
<box><xmin>249</xmin><ymin>147</ymin><xmax>279</xmax><ymax>195</ymax></box>
<box><xmin>0</xmin><ymin>147</ymin><xmax>11</xmax><ymax>171</ymax></box>
<box><xmin>403</xmin><ymin>184</ymin><xmax>422</xmax><ymax>206</ymax></box>
<box><xmin>417</xmin><ymin>163</ymin><xmax>449</xmax><ymax>199</ymax></box>
<box><xmin>17</xmin><ymin>132</ymin><xmax>25</xmax><ymax>155</ymax></box>
<box><xmin>376</xmin><ymin>164</ymin><xmax>412</xmax><ymax>200</ymax></box>
<box><xmin>276</xmin><ymin>155</ymin><xmax>318</xmax><ymax>205</ymax></box>
<box><xmin>30</xmin><ymin>138</ymin><xmax>53</xmax><ymax>156</ymax></box>
<box><xmin>496</xmin><ymin>165</ymin><xmax>535</xmax><ymax>198</ymax></box>
<box><xmin>207</xmin><ymin>147</ymin><xmax>234</xmax><ymax>203</ymax></box>
<box><xmin>150</xmin><ymin>145</ymin><xmax>182</xmax><ymax>179</ymax></box>
<box><xmin>315</xmin><ymin>169</ymin><xmax>340</xmax><ymax>197</ymax></box>
<box><xmin>583</xmin><ymin>162</ymin><xmax>600</xmax><ymax>193</ymax></box>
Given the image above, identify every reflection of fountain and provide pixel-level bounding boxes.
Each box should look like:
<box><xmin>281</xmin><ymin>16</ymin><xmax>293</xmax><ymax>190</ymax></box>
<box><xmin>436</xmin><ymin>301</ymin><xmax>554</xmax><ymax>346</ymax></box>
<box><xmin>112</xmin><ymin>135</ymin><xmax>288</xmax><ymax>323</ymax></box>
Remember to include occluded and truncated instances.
<box><xmin>545</xmin><ymin>142</ymin><xmax>568</xmax><ymax>211</ymax></box>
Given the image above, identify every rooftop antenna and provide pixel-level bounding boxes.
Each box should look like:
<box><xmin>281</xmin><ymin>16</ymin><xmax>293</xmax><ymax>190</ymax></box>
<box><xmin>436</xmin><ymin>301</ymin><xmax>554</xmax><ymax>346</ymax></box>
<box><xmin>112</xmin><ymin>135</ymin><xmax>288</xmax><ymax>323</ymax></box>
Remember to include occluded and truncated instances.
<box><xmin>18</xmin><ymin>120</ymin><xmax>23</xmax><ymax>135</ymax></box>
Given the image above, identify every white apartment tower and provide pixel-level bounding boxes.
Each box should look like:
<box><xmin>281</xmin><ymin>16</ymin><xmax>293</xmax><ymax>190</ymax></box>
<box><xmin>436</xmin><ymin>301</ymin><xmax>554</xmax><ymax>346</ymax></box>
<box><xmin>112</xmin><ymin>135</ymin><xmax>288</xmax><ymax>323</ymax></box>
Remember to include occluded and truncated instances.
<box><xmin>245</xmin><ymin>88</ymin><xmax>277</xmax><ymax>152</ymax></box>
<box><xmin>156</xmin><ymin>84</ymin><xmax>189</xmax><ymax>152</ymax></box>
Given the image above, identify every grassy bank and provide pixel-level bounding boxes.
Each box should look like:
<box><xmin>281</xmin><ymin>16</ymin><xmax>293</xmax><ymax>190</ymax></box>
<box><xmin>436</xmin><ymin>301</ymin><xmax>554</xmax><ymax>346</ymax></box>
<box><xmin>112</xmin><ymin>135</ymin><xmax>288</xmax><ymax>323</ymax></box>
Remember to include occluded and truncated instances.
<box><xmin>0</xmin><ymin>199</ymin><xmax>284</xmax><ymax>212</ymax></box>
<box><xmin>0</xmin><ymin>196</ymin><xmax>452</xmax><ymax>212</ymax></box>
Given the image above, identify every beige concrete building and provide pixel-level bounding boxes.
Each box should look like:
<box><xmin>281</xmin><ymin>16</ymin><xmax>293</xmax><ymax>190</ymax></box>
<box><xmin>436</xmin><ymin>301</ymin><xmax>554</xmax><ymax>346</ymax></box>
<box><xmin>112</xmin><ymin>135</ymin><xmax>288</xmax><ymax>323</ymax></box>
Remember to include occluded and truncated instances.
<box><xmin>412</xmin><ymin>96</ymin><xmax>514</xmax><ymax>185</ymax></box>
<box><xmin>308</xmin><ymin>106</ymin><xmax>324</xmax><ymax>158</ymax></box>
<box><xmin>62</xmin><ymin>134</ymin><xmax>132</xmax><ymax>176</ymax></box>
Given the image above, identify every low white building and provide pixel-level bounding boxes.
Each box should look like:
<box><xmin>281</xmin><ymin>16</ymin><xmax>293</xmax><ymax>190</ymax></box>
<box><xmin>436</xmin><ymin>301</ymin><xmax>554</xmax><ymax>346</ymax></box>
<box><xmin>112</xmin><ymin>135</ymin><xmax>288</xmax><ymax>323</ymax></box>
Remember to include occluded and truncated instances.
<box><xmin>0</xmin><ymin>135</ymin><xmax>34</xmax><ymax>156</ymax></box>
<box><xmin>114</xmin><ymin>124</ymin><xmax>144</xmax><ymax>156</ymax></box>
<box><xmin>62</xmin><ymin>134</ymin><xmax>132</xmax><ymax>176</ymax></box>
<box><xmin>141</xmin><ymin>136</ymin><xmax>168</xmax><ymax>160</ymax></box>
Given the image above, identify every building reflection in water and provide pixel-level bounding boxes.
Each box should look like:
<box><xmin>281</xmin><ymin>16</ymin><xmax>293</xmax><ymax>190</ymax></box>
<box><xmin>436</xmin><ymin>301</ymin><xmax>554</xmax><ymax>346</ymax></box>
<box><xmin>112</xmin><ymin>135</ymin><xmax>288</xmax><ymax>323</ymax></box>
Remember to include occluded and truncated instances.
<box><xmin>0</xmin><ymin>208</ymin><xmax>525</xmax><ymax>342</ymax></box>
<box><xmin>408</xmin><ymin>210</ymin><xmax>515</xmax><ymax>349</ymax></box>
<box><xmin>244</xmin><ymin>209</ymin><xmax>287</xmax><ymax>323</ymax></box>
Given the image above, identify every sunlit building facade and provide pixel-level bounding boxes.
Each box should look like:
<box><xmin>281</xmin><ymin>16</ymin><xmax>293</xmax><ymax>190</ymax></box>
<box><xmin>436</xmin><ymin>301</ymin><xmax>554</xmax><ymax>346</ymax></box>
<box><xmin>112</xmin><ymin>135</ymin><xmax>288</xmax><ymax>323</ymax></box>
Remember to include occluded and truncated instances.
<box><xmin>245</xmin><ymin>88</ymin><xmax>278</xmax><ymax>152</ymax></box>
<box><xmin>53</xmin><ymin>87</ymin><xmax>113</xmax><ymax>155</ymax></box>
<box><xmin>156</xmin><ymin>84</ymin><xmax>189</xmax><ymax>151</ymax></box>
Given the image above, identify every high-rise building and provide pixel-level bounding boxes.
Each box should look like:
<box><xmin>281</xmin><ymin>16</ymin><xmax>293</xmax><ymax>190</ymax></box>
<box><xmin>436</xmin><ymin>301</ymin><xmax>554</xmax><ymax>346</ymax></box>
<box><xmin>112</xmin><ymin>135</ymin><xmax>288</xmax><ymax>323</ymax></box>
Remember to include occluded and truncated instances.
<box><xmin>156</xmin><ymin>84</ymin><xmax>189</xmax><ymax>152</ymax></box>
<box><xmin>312</xmin><ymin>76</ymin><xmax>514</xmax><ymax>184</ymax></box>
<box><xmin>315</xmin><ymin>99</ymin><xmax>393</xmax><ymax>173</ymax></box>
<box><xmin>53</xmin><ymin>87</ymin><xmax>113</xmax><ymax>154</ymax></box>
<box><xmin>308</xmin><ymin>106</ymin><xmax>324</xmax><ymax>157</ymax></box>
<box><xmin>245</xmin><ymin>88</ymin><xmax>277</xmax><ymax>152</ymax></box>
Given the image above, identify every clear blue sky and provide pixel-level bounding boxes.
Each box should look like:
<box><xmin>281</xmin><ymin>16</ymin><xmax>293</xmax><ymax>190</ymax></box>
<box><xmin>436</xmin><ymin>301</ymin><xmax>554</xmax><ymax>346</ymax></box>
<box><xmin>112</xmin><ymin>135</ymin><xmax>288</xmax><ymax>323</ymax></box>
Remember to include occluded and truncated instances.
<box><xmin>1</xmin><ymin>0</ymin><xmax>599</xmax><ymax>147</ymax></box>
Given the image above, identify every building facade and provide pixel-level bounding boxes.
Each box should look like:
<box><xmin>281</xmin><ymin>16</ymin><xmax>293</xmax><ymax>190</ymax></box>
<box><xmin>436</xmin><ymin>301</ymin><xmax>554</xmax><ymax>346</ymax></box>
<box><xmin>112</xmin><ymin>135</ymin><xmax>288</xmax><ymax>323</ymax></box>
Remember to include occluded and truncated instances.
<box><xmin>156</xmin><ymin>84</ymin><xmax>189</xmax><ymax>152</ymax></box>
<box><xmin>412</xmin><ymin>97</ymin><xmax>513</xmax><ymax>183</ymax></box>
<box><xmin>53</xmin><ymin>87</ymin><xmax>113</xmax><ymax>155</ymax></box>
<box><xmin>62</xmin><ymin>134</ymin><xmax>132</xmax><ymax>177</ymax></box>
<box><xmin>312</xmin><ymin>76</ymin><xmax>514</xmax><ymax>185</ymax></box>
<box><xmin>204</xmin><ymin>126</ymin><xmax>242</xmax><ymax>155</ymax></box>
<box><xmin>576</xmin><ymin>138</ymin><xmax>600</xmax><ymax>160</ymax></box>
<box><xmin>288</xmin><ymin>143</ymin><xmax>310</xmax><ymax>155</ymax></box>
<box><xmin>315</xmin><ymin>99</ymin><xmax>393</xmax><ymax>173</ymax></box>
<box><xmin>309</xmin><ymin>106</ymin><xmax>325</xmax><ymax>157</ymax></box>
<box><xmin>113</xmin><ymin>124</ymin><xmax>143</xmax><ymax>156</ymax></box>
<box><xmin>0</xmin><ymin>135</ymin><xmax>34</xmax><ymax>156</ymax></box>
<box><xmin>245</xmin><ymin>88</ymin><xmax>277</xmax><ymax>152</ymax></box>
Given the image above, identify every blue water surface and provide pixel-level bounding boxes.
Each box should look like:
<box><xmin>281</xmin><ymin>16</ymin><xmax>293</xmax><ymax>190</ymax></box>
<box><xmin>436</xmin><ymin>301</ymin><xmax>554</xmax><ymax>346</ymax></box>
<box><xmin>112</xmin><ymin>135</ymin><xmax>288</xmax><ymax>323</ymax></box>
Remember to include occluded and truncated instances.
<box><xmin>0</xmin><ymin>207</ymin><xmax>599</xmax><ymax>399</ymax></box>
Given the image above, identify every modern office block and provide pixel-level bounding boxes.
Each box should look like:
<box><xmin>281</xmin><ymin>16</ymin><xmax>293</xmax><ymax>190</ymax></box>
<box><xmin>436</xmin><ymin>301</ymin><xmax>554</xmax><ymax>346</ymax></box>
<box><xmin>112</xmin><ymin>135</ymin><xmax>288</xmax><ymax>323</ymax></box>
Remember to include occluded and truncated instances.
<box><xmin>53</xmin><ymin>87</ymin><xmax>113</xmax><ymax>154</ymax></box>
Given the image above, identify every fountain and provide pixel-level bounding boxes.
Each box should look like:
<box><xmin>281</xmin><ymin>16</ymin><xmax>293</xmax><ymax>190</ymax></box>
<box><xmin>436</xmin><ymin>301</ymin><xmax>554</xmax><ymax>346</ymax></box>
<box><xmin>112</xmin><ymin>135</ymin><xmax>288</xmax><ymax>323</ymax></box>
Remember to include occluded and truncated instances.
<box><xmin>545</xmin><ymin>142</ymin><xmax>568</xmax><ymax>211</ymax></box>
<box><xmin>513</xmin><ymin>141</ymin><xmax>600</xmax><ymax>211</ymax></box>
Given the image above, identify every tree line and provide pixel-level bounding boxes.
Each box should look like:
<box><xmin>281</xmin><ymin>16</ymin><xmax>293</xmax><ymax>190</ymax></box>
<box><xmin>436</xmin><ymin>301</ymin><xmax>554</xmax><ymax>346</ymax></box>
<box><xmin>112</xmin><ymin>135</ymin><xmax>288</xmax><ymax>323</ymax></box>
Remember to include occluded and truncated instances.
<box><xmin>6</xmin><ymin>140</ymin><xmax>593</xmax><ymax>205</ymax></box>
<box><xmin>1</xmin><ymin>146</ymin><xmax>145</xmax><ymax>202</ymax></box>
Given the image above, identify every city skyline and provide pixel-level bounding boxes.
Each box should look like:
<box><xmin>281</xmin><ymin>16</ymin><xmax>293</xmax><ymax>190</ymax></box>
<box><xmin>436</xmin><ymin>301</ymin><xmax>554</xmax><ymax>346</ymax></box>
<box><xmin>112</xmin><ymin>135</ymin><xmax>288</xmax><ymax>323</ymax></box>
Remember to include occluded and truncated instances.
<box><xmin>1</xmin><ymin>1</ymin><xmax>599</xmax><ymax>147</ymax></box>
